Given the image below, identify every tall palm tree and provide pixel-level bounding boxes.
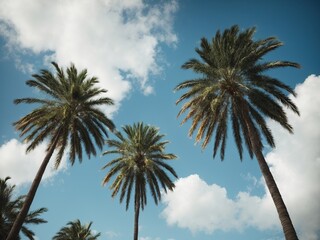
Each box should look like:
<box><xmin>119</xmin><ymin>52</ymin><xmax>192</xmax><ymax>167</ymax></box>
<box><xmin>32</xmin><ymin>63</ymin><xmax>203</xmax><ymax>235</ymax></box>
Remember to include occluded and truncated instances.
<box><xmin>0</xmin><ymin>177</ymin><xmax>47</xmax><ymax>240</ymax></box>
<box><xmin>174</xmin><ymin>25</ymin><xmax>300</xmax><ymax>239</ymax></box>
<box><xmin>53</xmin><ymin>219</ymin><xmax>100</xmax><ymax>240</ymax></box>
<box><xmin>102</xmin><ymin>122</ymin><xmax>178</xmax><ymax>240</ymax></box>
<box><xmin>7</xmin><ymin>62</ymin><xmax>115</xmax><ymax>240</ymax></box>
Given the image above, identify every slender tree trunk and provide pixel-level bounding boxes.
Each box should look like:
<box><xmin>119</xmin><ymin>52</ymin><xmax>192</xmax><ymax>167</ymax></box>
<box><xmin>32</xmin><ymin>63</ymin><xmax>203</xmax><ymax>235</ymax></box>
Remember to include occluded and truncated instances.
<box><xmin>6</xmin><ymin>136</ymin><xmax>59</xmax><ymax>240</ymax></box>
<box><xmin>133</xmin><ymin>199</ymin><xmax>140</xmax><ymax>240</ymax></box>
<box><xmin>254</xmin><ymin>149</ymin><xmax>298</xmax><ymax>240</ymax></box>
<box><xmin>244</xmin><ymin>111</ymin><xmax>298</xmax><ymax>240</ymax></box>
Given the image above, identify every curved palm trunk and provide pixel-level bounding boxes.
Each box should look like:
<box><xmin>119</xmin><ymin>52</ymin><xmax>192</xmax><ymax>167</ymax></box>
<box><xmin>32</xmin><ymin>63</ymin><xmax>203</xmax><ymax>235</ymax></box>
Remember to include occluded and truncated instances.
<box><xmin>6</xmin><ymin>136</ymin><xmax>59</xmax><ymax>240</ymax></box>
<box><xmin>244</xmin><ymin>112</ymin><xmax>298</xmax><ymax>239</ymax></box>
<box><xmin>133</xmin><ymin>198</ymin><xmax>140</xmax><ymax>240</ymax></box>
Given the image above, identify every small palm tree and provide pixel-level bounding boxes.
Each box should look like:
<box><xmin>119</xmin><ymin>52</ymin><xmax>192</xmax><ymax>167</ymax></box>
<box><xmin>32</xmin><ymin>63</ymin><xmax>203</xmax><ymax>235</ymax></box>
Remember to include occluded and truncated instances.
<box><xmin>175</xmin><ymin>25</ymin><xmax>300</xmax><ymax>239</ymax></box>
<box><xmin>0</xmin><ymin>177</ymin><xmax>47</xmax><ymax>240</ymax></box>
<box><xmin>102</xmin><ymin>122</ymin><xmax>178</xmax><ymax>240</ymax></box>
<box><xmin>52</xmin><ymin>219</ymin><xmax>100</xmax><ymax>240</ymax></box>
<box><xmin>7</xmin><ymin>62</ymin><xmax>115</xmax><ymax>240</ymax></box>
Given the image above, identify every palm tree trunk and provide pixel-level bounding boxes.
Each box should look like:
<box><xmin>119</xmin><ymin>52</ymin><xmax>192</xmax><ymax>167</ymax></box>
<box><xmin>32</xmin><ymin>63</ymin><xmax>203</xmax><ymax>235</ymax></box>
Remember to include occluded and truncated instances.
<box><xmin>6</xmin><ymin>135</ymin><xmax>60</xmax><ymax>240</ymax></box>
<box><xmin>243</xmin><ymin>110</ymin><xmax>298</xmax><ymax>240</ymax></box>
<box><xmin>254</xmin><ymin>149</ymin><xmax>298</xmax><ymax>240</ymax></box>
<box><xmin>133</xmin><ymin>199</ymin><xmax>140</xmax><ymax>240</ymax></box>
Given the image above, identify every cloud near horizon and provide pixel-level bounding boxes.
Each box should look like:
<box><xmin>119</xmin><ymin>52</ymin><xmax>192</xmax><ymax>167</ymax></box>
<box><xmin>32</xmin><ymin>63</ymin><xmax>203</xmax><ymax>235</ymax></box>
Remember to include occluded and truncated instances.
<box><xmin>0</xmin><ymin>0</ymin><xmax>178</xmax><ymax>114</ymax></box>
<box><xmin>161</xmin><ymin>75</ymin><xmax>320</xmax><ymax>240</ymax></box>
<box><xmin>0</xmin><ymin>138</ymin><xmax>67</xmax><ymax>187</ymax></box>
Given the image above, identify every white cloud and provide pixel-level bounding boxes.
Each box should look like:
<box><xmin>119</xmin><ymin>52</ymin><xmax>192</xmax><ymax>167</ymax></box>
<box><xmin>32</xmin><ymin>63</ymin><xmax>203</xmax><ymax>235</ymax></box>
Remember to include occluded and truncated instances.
<box><xmin>265</xmin><ymin>74</ymin><xmax>320</xmax><ymax>240</ymax></box>
<box><xmin>0</xmin><ymin>138</ymin><xmax>67</xmax><ymax>186</ymax></box>
<box><xmin>162</xmin><ymin>75</ymin><xmax>320</xmax><ymax>240</ymax></box>
<box><xmin>161</xmin><ymin>174</ymin><xmax>278</xmax><ymax>234</ymax></box>
<box><xmin>161</xmin><ymin>174</ymin><xmax>239</xmax><ymax>233</ymax></box>
<box><xmin>0</xmin><ymin>0</ymin><xmax>178</xmax><ymax>113</ymax></box>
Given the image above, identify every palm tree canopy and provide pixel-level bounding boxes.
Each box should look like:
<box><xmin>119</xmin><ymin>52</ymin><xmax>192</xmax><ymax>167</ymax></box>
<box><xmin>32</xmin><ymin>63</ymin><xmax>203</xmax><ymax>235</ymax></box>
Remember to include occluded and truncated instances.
<box><xmin>175</xmin><ymin>25</ymin><xmax>300</xmax><ymax>160</ymax></box>
<box><xmin>14</xmin><ymin>62</ymin><xmax>115</xmax><ymax>168</ymax></box>
<box><xmin>52</xmin><ymin>219</ymin><xmax>100</xmax><ymax>240</ymax></box>
<box><xmin>0</xmin><ymin>177</ymin><xmax>47</xmax><ymax>240</ymax></box>
<box><xmin>102</xmin><ymin>122</ymin><xmax>178</xmax><ymax>210</ymax></box>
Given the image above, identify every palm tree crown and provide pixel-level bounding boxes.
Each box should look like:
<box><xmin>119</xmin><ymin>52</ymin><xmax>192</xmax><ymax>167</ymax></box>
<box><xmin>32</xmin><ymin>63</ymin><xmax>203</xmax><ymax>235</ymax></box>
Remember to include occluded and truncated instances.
<box><xmin>52</xmin><ymin>219</ymin><xmax>100</xmax><ymax>240</ymax></box>
<box><xmin>103</xmin><ymin>122</ymin><xmax>178</xmax><ymax>209</ymax></box>
<box><xmin>175</xmin><ymin>25</ymin><xmax>300</xmax><ymax>160</ymax></box>
<box><xmin>14</xmin><ymin>62</ymin><xmax>115</xmax><ymax>167</ymax></box>
<box><xmin>0</xmin><ymin>177</ymin><xmax>47</xmax><ymax>240</ymax></box>
<box><xmin>102</xmin><ymin>122</ymin><xmax>178</xmax><ymax>240</ymax></box>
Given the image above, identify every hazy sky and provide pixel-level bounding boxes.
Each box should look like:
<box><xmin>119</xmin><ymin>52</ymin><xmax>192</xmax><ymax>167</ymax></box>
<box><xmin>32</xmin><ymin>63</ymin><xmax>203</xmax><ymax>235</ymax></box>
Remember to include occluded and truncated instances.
<box><xmin>0</xmin><ymin>0</ymin><xmax>319</xmax><ymax>239</ymax></box>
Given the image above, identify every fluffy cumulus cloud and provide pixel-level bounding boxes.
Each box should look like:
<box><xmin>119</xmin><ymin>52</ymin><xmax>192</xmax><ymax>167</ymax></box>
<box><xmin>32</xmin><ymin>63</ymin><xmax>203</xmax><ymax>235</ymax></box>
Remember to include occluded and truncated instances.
<box><xmin>161</xmin><ymin>75</ymin><xmax>320</xmax><ymax>240</ymax></box>
<box><xmin>265</xmin><ymin>74</ymin><xmax>320</xmax><ymax>240</ymax></box>
<box><xmin>0</xmin><ymin>139</ymin><xmax>67</xmax><ymax>186</ymax></box>
<box><xmin>0</xmin><ymin>0</ymin><xmax>178</xmax><ymax>113</ymax></box>
<box><xmin>161</xmin><ymin>174</ymin><xmax>278</xmax><ymax>234</ymax></box>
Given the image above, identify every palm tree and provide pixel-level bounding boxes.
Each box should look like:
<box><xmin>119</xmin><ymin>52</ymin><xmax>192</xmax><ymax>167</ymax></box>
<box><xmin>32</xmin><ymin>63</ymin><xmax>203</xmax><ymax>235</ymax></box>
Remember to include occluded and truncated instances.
<box><xmin>174</xmin><ymin>25</ymin><xmax>300</xmax><ymax>239</ymax></box>
<box><xmin>102</xmin><ymin>122</ymin><xmax>178</xmax><ymax>240</ymax></box>
<box><xmin>52</xmin><ymin>219</ymin><xmax>100</xmax><ymax>240</ymax></box>
<box><xmin>0</xmin><ymin>177</ymin><xmax>47</xmax><ymax>240</ymax></box>
<box><xmin>7</xmin><ymin>62</ymin><xmax>115</xmax><ymax>240</ymax></box>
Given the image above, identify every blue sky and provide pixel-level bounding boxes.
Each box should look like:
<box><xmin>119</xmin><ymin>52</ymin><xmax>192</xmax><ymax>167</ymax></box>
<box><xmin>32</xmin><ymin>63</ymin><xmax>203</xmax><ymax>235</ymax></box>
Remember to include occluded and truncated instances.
<box><xmin>0</xmin><ymin>0</ymin><xmax>319</xmax><ymax>239</ymax></box>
